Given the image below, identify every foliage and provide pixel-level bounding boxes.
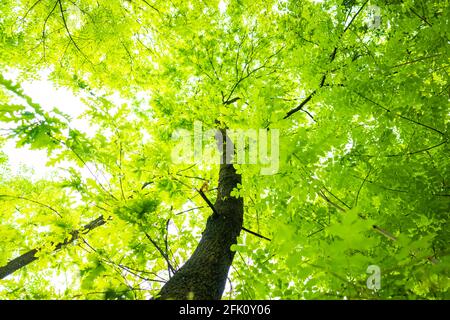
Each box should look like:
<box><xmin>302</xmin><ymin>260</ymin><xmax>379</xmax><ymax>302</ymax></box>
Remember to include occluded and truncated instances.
<box><xmin>0</xmin><ymin>0</ymin><xmax>449</xmax><ymax>299</ymax></box>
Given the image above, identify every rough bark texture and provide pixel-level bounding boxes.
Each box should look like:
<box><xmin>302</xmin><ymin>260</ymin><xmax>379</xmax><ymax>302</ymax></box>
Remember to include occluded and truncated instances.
<box><xmin>157</xmin><ymin>130</ymin><xmax>243</xmax><ymax>300</ymax></box>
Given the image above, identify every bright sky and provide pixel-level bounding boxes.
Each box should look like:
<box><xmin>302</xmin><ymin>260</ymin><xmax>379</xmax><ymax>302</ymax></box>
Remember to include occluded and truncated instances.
<box><xmin>1</xmin><ymin>69</ymin><xmax>90</xmax><ymax>179</ymax></box>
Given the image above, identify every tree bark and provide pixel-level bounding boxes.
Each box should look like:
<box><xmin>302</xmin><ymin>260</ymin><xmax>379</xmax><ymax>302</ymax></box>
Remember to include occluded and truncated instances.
<box><xmin>0</xmin><ymin>216</ymin><xmax>106</xmax><ymax>279</ymax></box>
<box><xmin>156</xmin><ymin>129</ymin><xmax>243</xmax><ymax>300</ymax></box>
<box><xmin>1</xmin><ymin>129</ymin><xmax>244</xmax><ymax>300</ymax></box>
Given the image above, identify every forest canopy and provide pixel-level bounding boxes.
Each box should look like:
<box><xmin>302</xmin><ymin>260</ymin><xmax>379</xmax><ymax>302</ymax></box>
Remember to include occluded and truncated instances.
<box><xmin>0</xmin><ymin>0</ymin><xmax>449</xmax><ymax>300</ymax></box>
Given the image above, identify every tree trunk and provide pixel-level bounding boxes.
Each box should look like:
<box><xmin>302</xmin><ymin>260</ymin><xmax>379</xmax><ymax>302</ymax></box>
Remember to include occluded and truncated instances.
<box><xmin>156</xmin><ymin>129</ymin><xmax>243</xmax><ymax>300</ymax></box>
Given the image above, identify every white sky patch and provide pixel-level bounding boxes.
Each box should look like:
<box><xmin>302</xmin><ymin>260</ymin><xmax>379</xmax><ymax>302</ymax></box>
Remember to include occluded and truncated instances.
<box><xmin>260</xmin><ymin>188</ymin><xmax>270</xmax><ymax>199</ymax></box>
<box><xmin>108</xmin><ymin>92</ymin><xmax>129</xmax><ymax>114</ymax></box>
<box><xmin>344</xmin><ymin>136</ymin><xmax>354</xmax><ymax>154</ymax></box>
<box><xmin>391</xmin><ymin>126</ymin><xmax>402</xmax><ymax>142</ymax></box>
<box><xmin>319</xmin><ymin>149</ymin><xmax>335</xmax><ymax>164</ymax></box>
<box><xmin>1</xmin><ymin>70</ymin><xmax>93</xmax><ymax>179</ymax></box>
<box><xmin>49</xmin><ymin>267</ymin><xmax>80</xmax><ymax>296</ymax></box>
<box><xmin>7</xmin><ymin>69</ymin><xmax>86</xmax><ymax>119</ymax></box>
<box><xmin>0</xmin><ymin>69</ymin><xmax>118</xmax><ymax>291</ymax></box>
<box><xmin>2</xmin><ymin>139</ymin><xmax>52</xmax><ymax>180</ymax></box>
<box><xmin>218</xmin><ymin>0</ymin><xmax>227</xmax><ymax>14</ymax></box>
<box><xmin>3</xmin><ymin>69</ymin><xmax>87</xmax><ymax>118</ymax></box>
<box><xmin>344</xmin><ymin>5</ymin><xmax>360</xmax><ymax>30</ymax></box>
<box><xmin>36</xmin><ymin>225</ymin><xmax>51</xmax><ymax>233</ymax></box>
<box><xmin>0</xmin><ymin>69</ymin><xmax>132</xmax><ymax>182</ymax></box>
<box><xmin>140</xmin><ymin>129</ymin><xmax>153</xmax><ymax>144</ymax></box>
<box><xmin>135</xmin><ymin>90</ymin><xmax>152</xmax><ymax>106</ymax></box>
<box><xmin>272</xmin><ymin>0</ymin><xmax>290</xmax><ymax>15</ymax></box>
<box><xmin>20</xmin><ymin>75</ymin><xmax>98</xmax><ymax>137</ymax></box>
<box><xmin>167</xmin><ymin>219</ymin><xmax>178</xmax><ymax>237</ymax></box>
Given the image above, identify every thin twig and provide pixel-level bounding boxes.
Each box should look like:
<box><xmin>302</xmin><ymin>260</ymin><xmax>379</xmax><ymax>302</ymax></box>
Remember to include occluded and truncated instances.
<box><xmin>141</xmin><ymin>0</ymin><xmax>160</xmax><ymax>14</ymax></box>
<box><xmin>318</xmin><ymin>190</ymin><xmax>346</xmax><ymax>212</ymax></box>
<box><xmin>144</xmin><ymin>232</ymin><xmax>176</xmax><ymax>275</ymax></box>
<box><xmin>197</xmin><ymin>188</ymin><xmax>219</xmax><ymax>216</ymax></box>
<box><xmin>58</xmin><ymin>0</ymin><xmax>92</xmax><ymax>64</ymax></box>
<box><xmin>242</xmin><ymin>227</ymin><xmax>271</xmax><ymax>241</ymax></box>
<box><xmin>410</xmin><ymin>8</ymin><xmax>432</xmax><ymax>27</ymax></box>
<box><xmin>42</xmin><ymin>1</ymin><xmax>59</xmax><ymax>61</ymax></box>
<box><xmin>21</xmin><ymin>0</ymin><xmax>44</xmax><ymax>21</ymax></box>
<box><xmin>0</xmin><ymin>194</ymin><xmax>63</xmax><ymax>218</ymax></box>
<box><xmin>353</xmin><ymin>90</ymin><xmax>445</xmax><ymax>136</ymax></box>
<box><xmin>354</xmin><ymin>168</ymin><xmax>372</xmax><ymax>207</ymax></box>
<box><xmin>372</xmin><ymin>225</ymin><xmax>397</xmax><ymax>241</ymax></box>
<box><xmin>175</xmin><ymin>206</ymin><xmax>205</xmax><ymax>215</ymax></box>
<box><xmin>283</xmin><ymin>0</ymin><xmax>369</xmax><ymax>120</ymax></box>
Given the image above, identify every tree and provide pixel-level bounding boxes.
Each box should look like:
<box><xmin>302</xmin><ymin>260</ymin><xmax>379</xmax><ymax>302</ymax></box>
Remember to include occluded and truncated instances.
<box><xmin>0</xmin><ymin>0</ymin><xmax>449</xmax><ymax>299</ymax></box>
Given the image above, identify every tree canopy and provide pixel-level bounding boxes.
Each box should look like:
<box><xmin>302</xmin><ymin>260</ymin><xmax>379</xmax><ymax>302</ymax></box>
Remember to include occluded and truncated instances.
<box><xmin>0</xmin><ymin>0</ymin><xmax>449</xmax><ymax>299</ymax></box>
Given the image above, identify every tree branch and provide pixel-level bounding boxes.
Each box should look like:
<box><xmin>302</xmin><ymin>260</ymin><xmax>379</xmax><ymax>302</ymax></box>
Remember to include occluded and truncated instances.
<box><xmin>143</xmin><ymin>232</ymin><xmax>176</xmax><ymax>275</ymax></box>
<box><xmin>0</xmin><ymin>215</ymin><xmax>107</xmax><ymax>279</ymax></box>
<box><xmin>42</xmin><ymin>1</ymin><xmax>59</xmax><ymax>61</ymax></box>
<box><xmin>284</xmin><ymin>1</ymin><xmax>369</xmax><ymax>120</ymax></box>
<box><xmin>352</xmin><ymin>90</ymin><xmax>446</xmax><ymax>136</ymax></box>
<box><xmin>354</xmin><ymin>167</ymin><xmax>371</xmax><ymax>207</ymax></box>
<box><xmin>196</xmin><ymin>188</ymin><xmax>219</xmax><ymax>216</ymax></box>
<box><xmin>241</xmin><ymin>227</ymin><xmax>271</xmax><ymax>241</ymax></box>
<box><xmin>21</xmin><ymin>0</ymin><xmax>44</xmax><ymax>22</ymax></box>
<box><xmin>141</xmin><ymin>0</ymin><xmax>160</xmax><ymax>14</ymax></box>
<box><xmin>58</xmin><ymin>0</ymin><xmax>92</xmax><ymax>64</ymax></box>
<box><xmin>410</xmin><ymin>8</ymin><xmax>432</xmax><ymax>27</ymax></box>
<box><xmin>197</xmin><ymin>188</ymin><xmax>271</xmax><ymax>241</ymax></box>
<box><xmin>283</xmin><ymin>90</ymin><xmax>317</xmax><ymax>119</ymax></box>
<box><xmin>0</xmin><ymin>194</ymin><xmax>63</xmax><ymax>218</ymax></box>
<box><xmin>372</xmin><ymin>225</ymin><xmax>397</xmax><ymax>241</ymax></box>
